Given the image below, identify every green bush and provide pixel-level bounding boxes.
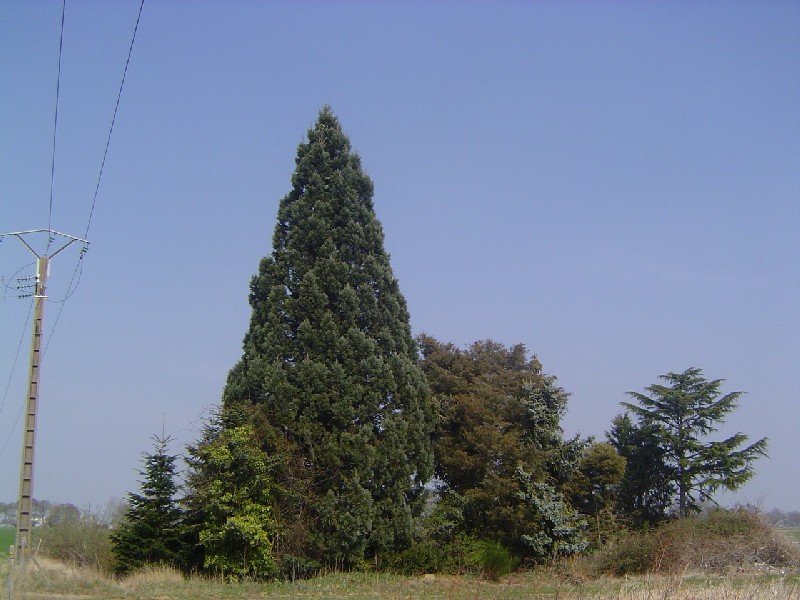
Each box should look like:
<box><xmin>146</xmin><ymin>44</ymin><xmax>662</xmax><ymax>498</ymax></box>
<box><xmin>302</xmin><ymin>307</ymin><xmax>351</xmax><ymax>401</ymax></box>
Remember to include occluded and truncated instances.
<box><xmin>279</xmin><ymin>554</ymin><xmax>322</xmax><ymax>581</ymax></box>
<box><xmin>479</xmin><ymin>541</ymin><xmax>519</xmax><ymax>580</ymax></box>
<box><xmin>695</xmin><ymin>506</ymin><xmax>757</xmax><ymax>536</ymax></box>
<box><xmin>386</xmin><ymin>533</ymin><xmax>483</xmax><ymax>575</ymax></box>
<box><xmin>184</xmin><ymin>422</ymin><xmax>280</xmax><ymax>580</ymax></box>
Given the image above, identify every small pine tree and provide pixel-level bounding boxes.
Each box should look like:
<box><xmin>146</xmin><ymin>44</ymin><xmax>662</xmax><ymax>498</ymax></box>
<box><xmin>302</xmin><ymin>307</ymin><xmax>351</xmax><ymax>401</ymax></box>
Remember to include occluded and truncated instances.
<box><xmin>111</xmin><ymin>435</ymin><xmax>182</xmax><ymax>575</ymax></box>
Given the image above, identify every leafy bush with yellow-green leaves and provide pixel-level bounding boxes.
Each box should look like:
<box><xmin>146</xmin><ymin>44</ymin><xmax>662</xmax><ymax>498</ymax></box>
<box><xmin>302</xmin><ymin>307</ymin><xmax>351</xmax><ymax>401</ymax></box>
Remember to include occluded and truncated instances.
<box><xmin>183</xmin><ymin>414</ymin><xmax>279</xmax><ymax>580</ymax></box>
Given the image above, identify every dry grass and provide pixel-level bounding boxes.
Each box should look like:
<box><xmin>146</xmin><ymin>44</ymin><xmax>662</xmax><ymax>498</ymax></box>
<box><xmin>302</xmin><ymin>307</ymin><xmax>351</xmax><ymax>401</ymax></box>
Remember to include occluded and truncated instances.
<box><xmin>2</xmin><ymin>559</ymin><xmax>798</xmax><ymax>600</ymax></box>
<box><xmin>597</xmin><ymin>576</ymin><xmax>798</xmax><ymax>599</ymax></box>
<box><xmin>117</xmin><ymin>563</ymin><xmax>186</xmax><ymax>590</ymax></box>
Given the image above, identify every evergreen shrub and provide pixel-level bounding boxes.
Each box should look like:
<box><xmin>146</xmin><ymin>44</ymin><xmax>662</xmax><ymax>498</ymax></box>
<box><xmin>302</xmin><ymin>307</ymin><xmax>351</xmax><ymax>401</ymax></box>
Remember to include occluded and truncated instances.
<box><xmin>111</xmin><ymin>435</ymin><xmax>183</xmax><ymax>575</ymax></box>
<box><xmin>479</xmin><ymin>541</ymin><xmax>520</xmax><ymax>580</ymax></box>
<box><xmin>386</xmin><ymin>533</ymin><xmax>482</xmax><ymax>575</ymax></box>
<box><xmin>280</xmin><ymin>555</ymin><xmax>322</xmax><ymax>581</ymax></box>
<box><xmin>588</xmin><ymin>528</ymin><xmax>659</xmax><ymax>576</ymax></box>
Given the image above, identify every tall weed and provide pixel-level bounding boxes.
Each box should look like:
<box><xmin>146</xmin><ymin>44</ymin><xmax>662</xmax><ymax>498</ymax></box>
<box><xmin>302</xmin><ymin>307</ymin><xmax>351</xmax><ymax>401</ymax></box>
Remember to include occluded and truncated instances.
<box><xmin>479</xmin><ymin>541</ymin><xmax>520</xmax><ymax>580</ymax></box>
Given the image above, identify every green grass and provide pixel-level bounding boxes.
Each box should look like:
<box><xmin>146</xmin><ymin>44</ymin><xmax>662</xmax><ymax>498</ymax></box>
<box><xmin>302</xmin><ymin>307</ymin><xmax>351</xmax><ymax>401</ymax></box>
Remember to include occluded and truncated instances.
<box><xmin>780</xmin><ymin>529</ymin><xmax>800</xmax><ymax>543</ymax></box>
<box><xmin>0</xmin><ymin>526</ymin><xmax>14</xmax><ymax>557</ymax></box>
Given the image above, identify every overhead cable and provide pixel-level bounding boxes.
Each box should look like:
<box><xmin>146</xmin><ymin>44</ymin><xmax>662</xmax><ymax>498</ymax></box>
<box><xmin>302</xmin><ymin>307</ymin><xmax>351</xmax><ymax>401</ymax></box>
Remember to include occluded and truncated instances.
<box><xmin>0</xmin><ymin>297</ymin><xmax>34</xmax><ymax>462</ymax></box>
<box><xmin>42</xmin><ymin>0</ymin><xmax>144</xmax><ymax>354</ymax></box>
<box><xmin>84</xmin><ymin>0</ymin><xmax>145</xmax><ymax>240</ymax></box>
<box><xmin>46</xmin><ymin>0</ymin><xmax>67</xmax><ymax>252</ymax></box>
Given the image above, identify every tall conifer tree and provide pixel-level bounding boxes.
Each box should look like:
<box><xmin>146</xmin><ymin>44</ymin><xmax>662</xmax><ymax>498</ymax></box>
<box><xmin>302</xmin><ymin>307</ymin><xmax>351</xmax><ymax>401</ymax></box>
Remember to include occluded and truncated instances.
<box><xmin>223</xmin><ymin>107</ymin><xmax>434</xmax><ymax>564</ymax></box>
<box><xmin>618</xmin><ymin>368</ymin><xmax>768</xmax><ymax>518</ymax></box>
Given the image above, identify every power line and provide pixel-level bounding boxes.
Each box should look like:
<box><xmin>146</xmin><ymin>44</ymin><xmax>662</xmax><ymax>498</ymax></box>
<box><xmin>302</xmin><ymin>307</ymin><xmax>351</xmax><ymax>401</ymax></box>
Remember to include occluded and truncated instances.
<box><xmin>46</xmin><ymin>0</ymin><xmax>67</xmax><ymax>250</ymax></box>
<box><xmin>1</xmin><ymin>262</ymin><xmax>36</xmax><ymax>301</ymax></box>
<box><xmin>42</xmin><ymin>252</ymin><xmax>85</xmax><ymax>361</ymax></box>
<box><xmin>48</xmin><ymin>253</ymin><xmax>84</xmax><ymax>305</ymax></box>
<box><xmin>0</xmin><ymin>400</ymin><xmax>26</xmax><ymax>462</ymax></box>
<box><xmin>84</xmin><ymin>0</ymin><xmax>145</xmax><ymax>240</ymax></box>
<box><xmin>0</xmin><ymin>231</ymin><xmax>87</xmax><ymax>564</ymax></box>
<box><xmin>42</xmin><ymin>0</ymin><xmax>143</xmax><ymax>356</ymax></box>
<box><xmin>0</xmin><ymin>298</ymin><xmax>34</xmax><ymax>463</ymax></box>
<box><xmin>0</xmin><ymin>4</ymin><xmax>145</xmax><ymax>537</ymax></box>
<box><xmin>0</xmin><ymin>298</ymin><xmax>34</xmax><ymax>420</ymax></box>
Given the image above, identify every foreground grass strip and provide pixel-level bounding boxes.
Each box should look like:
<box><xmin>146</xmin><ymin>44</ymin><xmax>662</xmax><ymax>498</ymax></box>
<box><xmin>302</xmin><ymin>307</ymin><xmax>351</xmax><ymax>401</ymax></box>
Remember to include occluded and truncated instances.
<box><xmin>6</xmin><ymin>562</ymin><xmax>800</xmax><ymax>599</ymax></box>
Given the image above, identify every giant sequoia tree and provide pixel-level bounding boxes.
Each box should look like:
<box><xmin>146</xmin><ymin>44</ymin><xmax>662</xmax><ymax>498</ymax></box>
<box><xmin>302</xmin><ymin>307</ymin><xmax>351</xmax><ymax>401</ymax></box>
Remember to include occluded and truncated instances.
<box><xmin>223</xmin><ymin>107</ymin><xmax>434</xmax><ymax>565</ymax></box>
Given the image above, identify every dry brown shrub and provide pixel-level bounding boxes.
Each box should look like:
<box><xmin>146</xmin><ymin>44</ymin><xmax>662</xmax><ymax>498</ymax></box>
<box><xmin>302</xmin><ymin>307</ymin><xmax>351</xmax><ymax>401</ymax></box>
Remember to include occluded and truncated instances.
<box><xmin>660</xmin><ymin>508</ymin><xmax>800</xmax><ymax>574</ymax></box>
<box><xmin>588</xmin><ymin>508</ymin><xmax>800</xmax><ymax>577</ymax></box>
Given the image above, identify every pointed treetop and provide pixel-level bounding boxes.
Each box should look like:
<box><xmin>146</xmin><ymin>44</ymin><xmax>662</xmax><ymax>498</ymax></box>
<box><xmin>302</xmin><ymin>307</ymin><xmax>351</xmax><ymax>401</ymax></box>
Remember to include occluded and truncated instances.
<box><xmin>221</xmin><ymin>107</ymin><xmax>434</xmax><ymax>564</ymax></box>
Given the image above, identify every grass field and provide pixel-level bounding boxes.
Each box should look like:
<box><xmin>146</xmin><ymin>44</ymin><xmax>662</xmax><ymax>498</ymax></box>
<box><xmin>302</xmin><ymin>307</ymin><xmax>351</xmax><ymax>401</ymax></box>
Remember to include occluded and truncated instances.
<box><xmin>780</xmin><ymin>529</ymin><xmax>800</xmax><ymax>543</ymax></box>
<box><xmin>0</xmin><ymin>526</ymin><xmax>14</xmax><ymax>557</ymax></box>
<box><xmin>1</xmin><ymin>561</ymin><xmax>798</xmax><ymax>600</ymax></box>
<box><xmin>1</xmin><ymin>520</ymin><xmax>796</xmax><ymax>598</ymax></box>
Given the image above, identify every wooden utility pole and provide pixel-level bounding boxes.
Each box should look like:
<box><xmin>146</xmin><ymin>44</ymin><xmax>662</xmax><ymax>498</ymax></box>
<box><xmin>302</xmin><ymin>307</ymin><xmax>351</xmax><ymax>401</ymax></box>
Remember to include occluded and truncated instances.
<box><xmin>14</xmin><ymin>254</ymin><xmax>47</xmax><ymax>566</ymax></box>
<box><xmin>1</xmin><ymin>230</ymin><xmax>88</xmax><ymax>567</ymax></box>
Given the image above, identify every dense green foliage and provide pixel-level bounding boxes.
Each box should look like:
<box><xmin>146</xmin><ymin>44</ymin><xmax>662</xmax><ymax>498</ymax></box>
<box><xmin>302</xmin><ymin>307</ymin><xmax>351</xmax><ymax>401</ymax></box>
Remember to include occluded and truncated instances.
<box><xmin>614</xmin><ymin>368</ymin><xmax>768</xmax><ymax>519</ymax></box>
<box><xmin>220</xmin><ymin>107</ymin><xmax>435</xmax><ymax>567</ymax></box>
<box><xmin>607</xmin><ymin>413</ymin><xmax>675</xmax><ymax>527</ymax></box>
<box><xmin>567</xmin><ymin>443</ymin><xmax>626</xmax><ymax>517</ymax></box>
<box><xmin>419</xmin><ymin>335</ymin><xmax>587</xmax><ymax>561</ymax></box>
<box><xmin>478</xmin><ymin>540</ymin><xmax>520</xmax><ymax>580</ymax></box>
<box><xmin>111</xmin><ymin>435</ymin><xmax>183</xmax><ymax>575</ymax></box>
<box><xmin>565</xmin><ymin>442</ymin><xmax>626</xmax><ymax>547</ymax></box>
<box><xmin>183</xmin><ymin>409</ymin><xmax>279</xmax><ymax>579</ymax></box>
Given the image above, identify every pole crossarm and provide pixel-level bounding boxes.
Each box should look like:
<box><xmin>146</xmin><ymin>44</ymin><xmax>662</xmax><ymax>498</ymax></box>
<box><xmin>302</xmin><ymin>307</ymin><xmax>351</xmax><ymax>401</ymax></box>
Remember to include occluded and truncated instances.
<box><xmin>1</xmin><ymin>229</ymin><xmax>90</xmax><ymax>260</ymax></box>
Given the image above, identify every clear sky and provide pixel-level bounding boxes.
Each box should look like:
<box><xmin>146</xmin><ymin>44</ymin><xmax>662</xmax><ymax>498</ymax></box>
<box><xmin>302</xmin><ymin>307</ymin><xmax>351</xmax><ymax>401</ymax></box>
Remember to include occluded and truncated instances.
<box><xmin>1</xmin><ymin>1</ymin><xmax>798</xmax><ymax>512</ymax></box>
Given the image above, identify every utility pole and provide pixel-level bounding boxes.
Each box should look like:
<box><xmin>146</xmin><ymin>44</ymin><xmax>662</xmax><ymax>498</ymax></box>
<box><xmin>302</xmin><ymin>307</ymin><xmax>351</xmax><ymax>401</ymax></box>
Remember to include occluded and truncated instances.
<box><xmin>1</xmin><ymin>230</ymin><xmax>88</xmax><ymax>567</ymax></box>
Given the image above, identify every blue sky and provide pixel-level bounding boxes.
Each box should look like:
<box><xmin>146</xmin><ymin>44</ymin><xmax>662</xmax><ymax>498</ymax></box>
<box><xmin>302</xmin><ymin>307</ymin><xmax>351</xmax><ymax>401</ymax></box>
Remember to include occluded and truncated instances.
<box><xmin>1</xmin><ymin>1</ymin><xmax>798</xmax><ymax>511</ymax></box>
